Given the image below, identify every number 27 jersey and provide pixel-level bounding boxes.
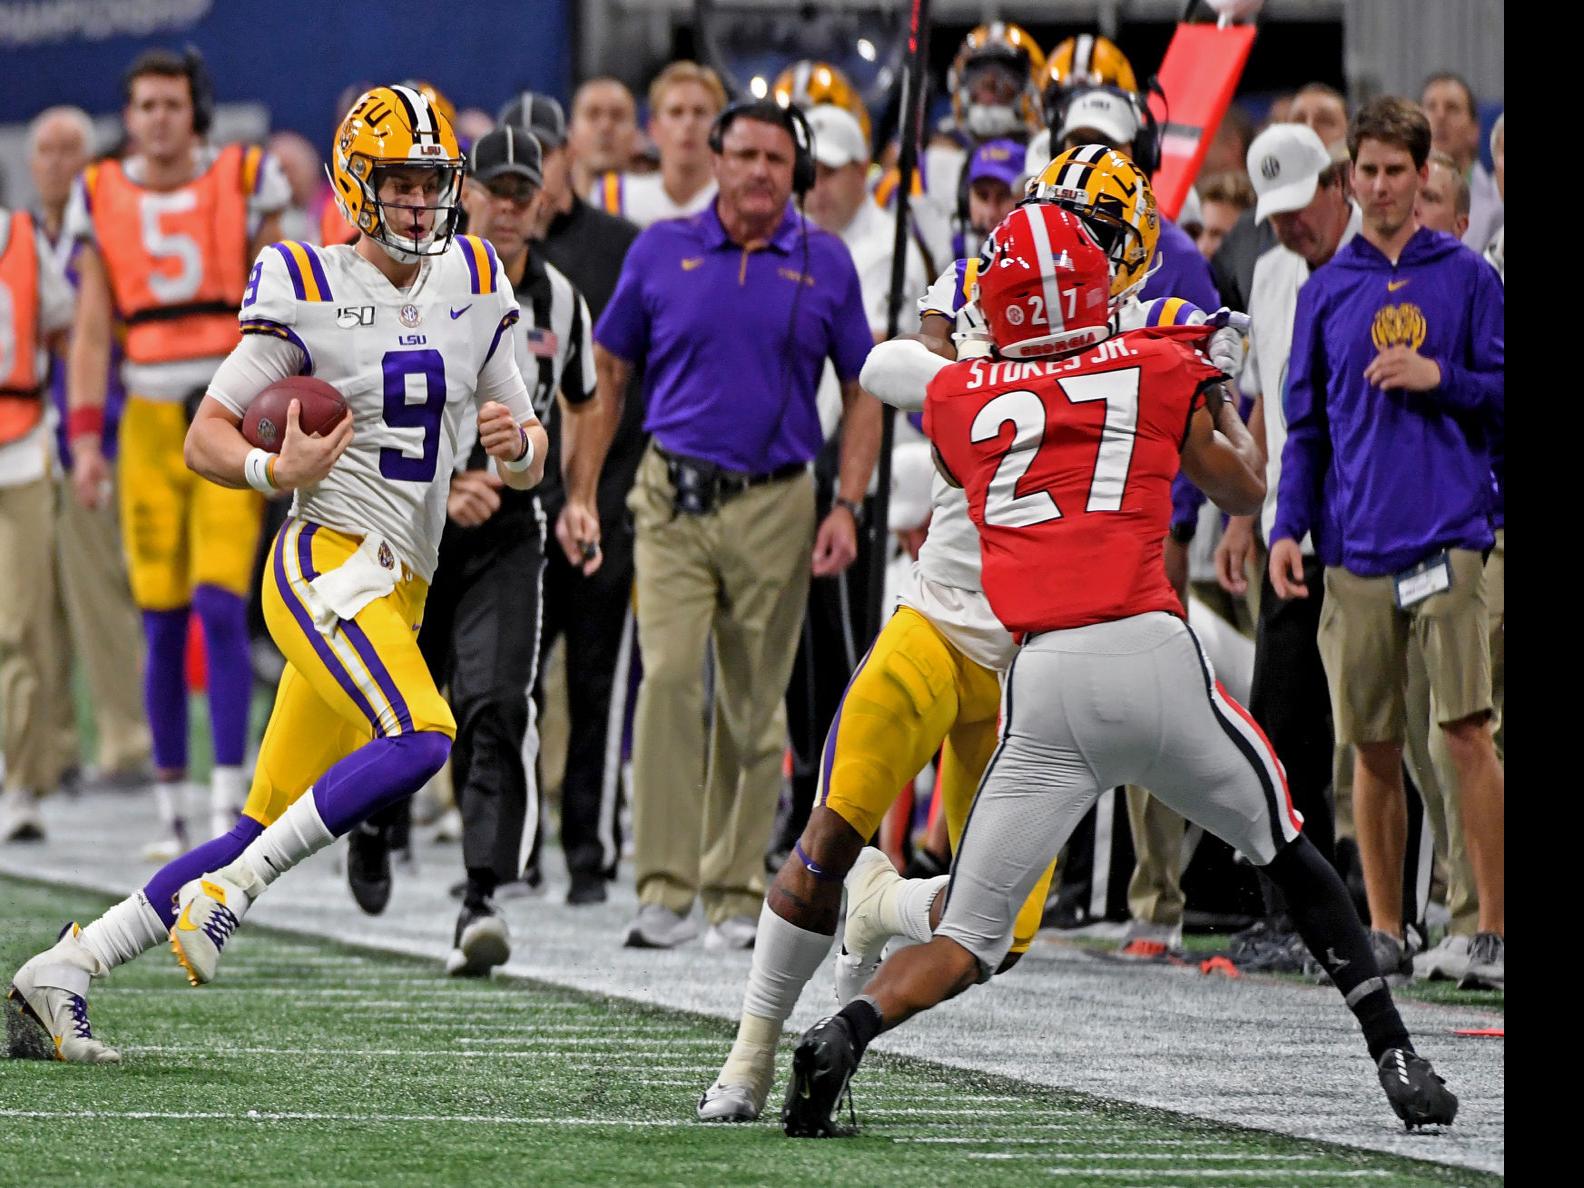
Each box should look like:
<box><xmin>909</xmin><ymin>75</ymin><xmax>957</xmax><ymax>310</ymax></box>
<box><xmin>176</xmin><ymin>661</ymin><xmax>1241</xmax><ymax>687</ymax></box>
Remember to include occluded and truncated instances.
<box><xmin>924</xmin><ymin>325</ymin><xmax>1224</xmax><ymax>636</ymax></box>
<box><xmin>234</xmin><ymin>236</ymin><xmax>527</xmax><ymax>582</ymax></box>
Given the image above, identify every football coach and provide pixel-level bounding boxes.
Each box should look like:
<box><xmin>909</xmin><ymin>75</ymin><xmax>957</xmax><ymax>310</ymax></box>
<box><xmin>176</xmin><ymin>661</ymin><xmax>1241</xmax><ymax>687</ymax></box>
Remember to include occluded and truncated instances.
<box><xmin>579</xmin><ymin>99</ymin><xmax>879</xmax><ymax>951</ymax></box>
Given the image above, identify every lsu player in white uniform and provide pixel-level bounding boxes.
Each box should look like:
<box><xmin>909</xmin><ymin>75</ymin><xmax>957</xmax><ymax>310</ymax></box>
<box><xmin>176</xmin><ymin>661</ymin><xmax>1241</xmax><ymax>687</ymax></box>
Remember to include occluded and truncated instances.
<box><xmin>6</xmin><ymin>86</ymin><xmax>547</xmax><ymax>1063</ymax></box>
<box><xmin>699</xmin><ymin>145</ymin><xmax>1247</xmax><ymax>1122</ymax></box>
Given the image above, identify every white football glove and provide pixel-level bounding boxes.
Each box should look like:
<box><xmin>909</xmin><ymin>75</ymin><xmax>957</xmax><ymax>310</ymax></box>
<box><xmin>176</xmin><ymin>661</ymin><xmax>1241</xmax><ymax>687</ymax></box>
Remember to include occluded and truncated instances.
<box><xmin>1206</xmin><ymin>307</ymin><xmax>1251</xmax><ymax>377</ymax></box>
<box><xmin>954</xmin><ymin>300</ymin><xmax>994</xmax><ymax>360</ymax></box>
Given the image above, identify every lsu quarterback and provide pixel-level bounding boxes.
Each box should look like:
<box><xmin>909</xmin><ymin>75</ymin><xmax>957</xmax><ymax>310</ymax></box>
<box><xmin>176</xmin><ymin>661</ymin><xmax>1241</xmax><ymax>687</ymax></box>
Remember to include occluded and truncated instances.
<box><xmin>6</xmin><ymin>85</ymin><xmax>547</xmax><ymax>1063</ymax></box>
<box><xmin>700</xmin><ymin>144</ymin><xmax>1249</xmax><ymax>1122</ymax></box>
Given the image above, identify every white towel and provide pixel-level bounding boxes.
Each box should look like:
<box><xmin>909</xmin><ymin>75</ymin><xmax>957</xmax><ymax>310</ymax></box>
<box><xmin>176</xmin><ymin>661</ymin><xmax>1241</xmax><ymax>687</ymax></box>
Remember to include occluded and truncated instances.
<box><xmin>298</xmin><ymin>532</ymin><xmax>400</xmax><ymax>635</ymax></box>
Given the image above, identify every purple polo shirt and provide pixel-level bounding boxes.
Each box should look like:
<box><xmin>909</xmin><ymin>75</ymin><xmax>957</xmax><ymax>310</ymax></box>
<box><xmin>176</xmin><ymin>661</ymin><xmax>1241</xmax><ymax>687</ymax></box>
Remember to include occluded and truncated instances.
<box><xmin>594</xmin><ymin>200</ymin><xmax>873</xmax><ymax>473</ymax></box>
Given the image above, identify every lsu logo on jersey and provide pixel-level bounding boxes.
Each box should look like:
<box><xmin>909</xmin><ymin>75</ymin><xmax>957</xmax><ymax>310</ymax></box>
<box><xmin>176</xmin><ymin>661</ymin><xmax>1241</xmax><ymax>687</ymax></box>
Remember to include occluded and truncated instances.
<box><xmin>1371</xmin><ymin>302</ymin><xmax>1427</xmax><ymax>351</ymax></box>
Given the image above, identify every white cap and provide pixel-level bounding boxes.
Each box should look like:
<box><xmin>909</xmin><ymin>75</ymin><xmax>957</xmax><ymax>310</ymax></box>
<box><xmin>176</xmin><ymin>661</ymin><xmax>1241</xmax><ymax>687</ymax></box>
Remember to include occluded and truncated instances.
<box><xmin>1247</xmin><ymin>122</ymin><xmax>1333</xmax><ymax>224</ymax></box>
<box><xmin>807</xmin><ymin>104</ymin><xmax>868</xmax><ymax>169</ymax></box>
<box><xmin>1058</xmin><ymin>89</ymin><xmax>1140</xmax><ymax>148</ymax></box>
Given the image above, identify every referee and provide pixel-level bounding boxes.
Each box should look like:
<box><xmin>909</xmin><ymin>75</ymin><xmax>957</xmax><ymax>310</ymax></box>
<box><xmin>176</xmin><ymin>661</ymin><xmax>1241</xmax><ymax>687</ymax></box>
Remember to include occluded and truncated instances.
<box><xmin>349</xmin><ymin>126</ymin><xmax>597</xmax><ymax>980</ymax></box>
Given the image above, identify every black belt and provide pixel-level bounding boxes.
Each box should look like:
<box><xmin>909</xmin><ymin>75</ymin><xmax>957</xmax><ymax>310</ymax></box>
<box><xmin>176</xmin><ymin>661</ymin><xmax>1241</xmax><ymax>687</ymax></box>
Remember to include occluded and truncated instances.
<box><xmin>655</xmin><ymin>445</ymin><xmax>805</xmax><ymax>492</ymax></box>
<box><xmin>0</xmin><ymin>386</ymin><xmax>43</xmax><ymax>400</ymax></box>
<box><xmin>124</xmin><ymin>300</ymin><xmax>237</xmax><ymax>326</ymax></box>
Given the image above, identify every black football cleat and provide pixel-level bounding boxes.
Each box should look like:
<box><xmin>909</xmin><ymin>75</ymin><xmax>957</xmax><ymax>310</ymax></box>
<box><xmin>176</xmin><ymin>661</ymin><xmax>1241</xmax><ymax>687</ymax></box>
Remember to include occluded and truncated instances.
<box><xmin>782</xmin><ymin>1015</ymin><xmax>860</xmax><ymax>1138</ymax></box>
<box><xmin>1377</xmin><ymin>1048</ymin><xmax>1458</xmax><ymax>1130</ymax></box>
<box><xmin>346</xmin><ymin>821</ymin><xmax>393</xmax><ymax>915</ymax></box>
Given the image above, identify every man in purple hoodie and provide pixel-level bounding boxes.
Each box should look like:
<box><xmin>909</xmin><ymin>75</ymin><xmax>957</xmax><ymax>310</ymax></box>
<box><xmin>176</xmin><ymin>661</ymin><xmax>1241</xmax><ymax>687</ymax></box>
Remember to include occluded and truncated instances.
<box><xmin>1270</xmin><ymin>97</ymin><xmax>1504</xmax><ymax>990</ymax></box>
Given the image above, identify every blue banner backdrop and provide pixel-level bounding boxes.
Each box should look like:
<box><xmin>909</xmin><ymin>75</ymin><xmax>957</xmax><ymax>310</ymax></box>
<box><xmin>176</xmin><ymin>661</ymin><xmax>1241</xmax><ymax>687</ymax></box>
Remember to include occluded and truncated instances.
<box><xmin>0</xmin><ymin>0</ymin><xmax>573</xmax><ymax>141</ymax></box>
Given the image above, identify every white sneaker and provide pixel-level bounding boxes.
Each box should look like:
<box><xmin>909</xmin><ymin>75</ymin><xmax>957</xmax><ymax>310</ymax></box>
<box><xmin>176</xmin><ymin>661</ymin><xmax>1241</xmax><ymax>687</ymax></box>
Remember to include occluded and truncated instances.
<box><xmin>704</xmin><ymin>916</ymin><xmax>757</xmax><ymax>951</ymax></box>
<box><xmin>697</xmin><ymin>1079</ymin><xmax>764</xmax><ymax>1122</ymax></box>
<box><xmin>445</xmin><ymin>903</ymin><xmax>511</xmax><ymax>978</ymax></box>
<box><xmin>624</xmin><ymin>903</ymin><xmax>699</xmax><ymax>949</ymax></box>
<box><xmin>6</xmin><ymin>923</ymin><xmax>120</xmax><ymax>1063</ymax></box>
<box><xmin>170</xmin><ymin>873</ymin><xmax>254</xmax><ymax>986</ymax></box>
<box><xmin>1412</xmin><ymin>933</ymin><xmax>1473</xmax><ymax>982</ymax></box>
<box><xmin>842</xmin><ymin>847</ymin><xmax>904</xmax><ymax>961</ymax></box>
<box><xmin>0</xmin><ymin>788</ymin><xmax>45</xmax><ymax>843</ymax></box>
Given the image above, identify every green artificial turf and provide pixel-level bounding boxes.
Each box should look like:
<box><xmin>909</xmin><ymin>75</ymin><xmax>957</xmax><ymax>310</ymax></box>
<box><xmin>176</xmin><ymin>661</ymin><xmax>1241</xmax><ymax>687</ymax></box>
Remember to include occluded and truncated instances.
<box><xmin>1</xmin><ymin>877</ymin><xmax>1492</xmax><ymax>1187</ymax></box>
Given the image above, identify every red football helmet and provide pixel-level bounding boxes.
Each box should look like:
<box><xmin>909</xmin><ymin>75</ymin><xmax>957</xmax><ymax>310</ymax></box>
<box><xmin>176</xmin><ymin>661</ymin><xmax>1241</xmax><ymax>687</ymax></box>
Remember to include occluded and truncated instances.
<box><xmin>977</xmin><ymin>204</ymin><xmax>1112</xmax><ymax>359</ymax></box>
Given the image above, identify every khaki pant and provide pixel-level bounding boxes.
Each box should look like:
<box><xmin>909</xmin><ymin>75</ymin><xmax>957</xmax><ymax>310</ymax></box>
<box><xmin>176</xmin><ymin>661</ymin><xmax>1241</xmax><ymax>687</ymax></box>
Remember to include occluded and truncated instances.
<box><xmin>1318</xmin><ymin>550</ymin><xmax>1492</xmax><ymax>744</ymax></box>
<box><xmin>628</xmin><ymin>447</ymin><xmax>815</xmax><ymax>923</ymax></box>
<box><xmin>1125</xmin><ymin>785</ymin><xmax>1185</xmax><ymax>926</ymax></box>
<box><xmin>48</xmin><ymin>475</ymin><xmax>151</xmax><ymax>775</ymax></box>
<box><xmin>0</xmin><ymin>478</ymin><xmax>61</xmax><ymax>793</ymax></box>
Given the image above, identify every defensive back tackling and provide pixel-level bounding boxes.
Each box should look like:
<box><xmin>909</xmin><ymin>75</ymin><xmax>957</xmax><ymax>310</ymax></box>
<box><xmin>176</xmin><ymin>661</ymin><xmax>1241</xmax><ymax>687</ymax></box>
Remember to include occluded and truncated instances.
<box><xmin>7</xmin><ymin>84</ymin><xmax>547</xmax><ymax>1062</ymax></box>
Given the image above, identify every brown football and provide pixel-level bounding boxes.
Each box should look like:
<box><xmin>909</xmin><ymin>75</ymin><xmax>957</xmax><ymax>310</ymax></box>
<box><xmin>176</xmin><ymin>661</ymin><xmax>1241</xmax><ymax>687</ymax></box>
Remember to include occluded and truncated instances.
<box><xmin>241</xmin><ymin>376</ymin><xmax>349</xmax><ymax>452</ymax></box>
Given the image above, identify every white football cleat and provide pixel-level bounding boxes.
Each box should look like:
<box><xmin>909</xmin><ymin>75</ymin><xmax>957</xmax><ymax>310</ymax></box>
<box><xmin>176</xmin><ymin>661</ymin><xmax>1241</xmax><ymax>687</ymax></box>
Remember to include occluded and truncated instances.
<box><xmin>170</xmin><ymin>873</ymin><xmax>253</xmax><ymax>986</ymax></box>
<box><xmin>697</xmin><ymin>1079</ymin><xmax>765</xmax><ymax>1123</ymax></box>
<box><xmin>841</xmin><ymin>847</ymin><xmax>905</xmax><ymax>963</ymax></box>
<box><xmin>6</xmin><ymin>923</ymin><xmax>120</xmax><ymax>1064</ymax></box>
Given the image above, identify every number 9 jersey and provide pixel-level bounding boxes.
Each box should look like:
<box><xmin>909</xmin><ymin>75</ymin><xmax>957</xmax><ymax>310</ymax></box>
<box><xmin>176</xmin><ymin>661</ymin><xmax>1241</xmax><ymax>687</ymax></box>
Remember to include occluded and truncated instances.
<box><xmin>220</xmin><ymin>234</ymin><xmax>533</xmax><ymax>581</ymax></box>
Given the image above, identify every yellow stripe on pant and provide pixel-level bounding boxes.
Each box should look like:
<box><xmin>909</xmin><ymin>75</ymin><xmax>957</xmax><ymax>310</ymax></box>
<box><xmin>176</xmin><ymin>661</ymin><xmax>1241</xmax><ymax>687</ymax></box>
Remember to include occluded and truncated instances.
<box><xmin>117</xmin><ymin>396</ymin><xmax>264</xmax><ymax>610</ymax></box>
<box><xmin>817</xmin><ymin>604</ymin><xmax>1056</xmax><ymax>953</ymax></box>
<box><xmin>243</xmin><ymin>519</ymin><xmax>454</xmax><ymax>827</ymax></box>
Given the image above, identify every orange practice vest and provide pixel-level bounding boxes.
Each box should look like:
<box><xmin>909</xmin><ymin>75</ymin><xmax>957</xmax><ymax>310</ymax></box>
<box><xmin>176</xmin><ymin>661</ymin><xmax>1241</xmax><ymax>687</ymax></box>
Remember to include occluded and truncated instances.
<box><xmin>319</xmin><ymin>195</ymin><xmax>358</xmax><ymax>246</ymax></box>
<box><xmin>86</xmin><ymin>142</ymin><xmax>257</xmax><ymax>365</ymax></box>
<box><xmin>0</xmin><ymin>209</ymin><xmax>44</xmax><ymax>444</ymax></box>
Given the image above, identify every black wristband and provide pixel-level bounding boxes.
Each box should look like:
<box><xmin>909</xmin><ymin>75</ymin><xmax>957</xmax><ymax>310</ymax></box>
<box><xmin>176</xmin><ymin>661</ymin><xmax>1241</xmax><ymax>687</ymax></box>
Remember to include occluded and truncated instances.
<box><xmin>1169</xmin><ymin>520</ymin><xmax>1197</xmax><ymax>545</ymax></box>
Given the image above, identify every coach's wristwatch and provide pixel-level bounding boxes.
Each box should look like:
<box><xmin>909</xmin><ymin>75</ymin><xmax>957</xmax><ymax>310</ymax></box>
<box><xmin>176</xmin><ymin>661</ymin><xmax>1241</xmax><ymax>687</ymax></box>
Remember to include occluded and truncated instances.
<box><xmin>835</xmin><ymin>496</ymin><xmax>866</xmax><ymax>529</ymax></box>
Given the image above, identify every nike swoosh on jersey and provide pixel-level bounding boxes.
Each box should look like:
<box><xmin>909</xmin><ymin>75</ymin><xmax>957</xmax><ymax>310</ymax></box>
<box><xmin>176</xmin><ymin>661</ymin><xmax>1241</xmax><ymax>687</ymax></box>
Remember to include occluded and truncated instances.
<box><xmin>1387</xmin><ymin>279</ymin><xmax>1409</xmax><ymax>292</ymax></box>
<box><xmin>450</xmin><ymin>304</ymin><xmax>472</xmax><ymax>318</ymax></box>
<box><xmin>681</xmin><ymin>257</ymin><xmax>704</xmax><ymax>271</ymax></box>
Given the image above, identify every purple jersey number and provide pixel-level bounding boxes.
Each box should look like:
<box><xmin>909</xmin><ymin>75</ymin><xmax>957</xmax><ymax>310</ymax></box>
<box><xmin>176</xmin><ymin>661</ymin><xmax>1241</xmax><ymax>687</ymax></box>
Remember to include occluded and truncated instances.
<box><xmin>379</xmin><ymin>349</ymin><xmax>446</xmax><ymax>481</ymax></box>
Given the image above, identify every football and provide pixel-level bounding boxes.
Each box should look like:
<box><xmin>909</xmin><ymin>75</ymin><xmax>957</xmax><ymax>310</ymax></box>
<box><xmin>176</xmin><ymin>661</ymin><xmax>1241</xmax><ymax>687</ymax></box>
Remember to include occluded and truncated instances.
<box><xmin>241</xmin><ymin>376</ymin><xmax>349</xmax><ymax>452</ymax></box>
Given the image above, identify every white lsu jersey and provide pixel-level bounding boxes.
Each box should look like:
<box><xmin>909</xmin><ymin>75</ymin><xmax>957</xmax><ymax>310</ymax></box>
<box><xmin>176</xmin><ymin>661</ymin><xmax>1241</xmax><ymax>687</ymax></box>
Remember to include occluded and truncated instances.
<box><xmin>226</xmin><ymin>235</ymin><xmax>531</xmax><ymax>582</ymax></box>
<box><xmin>864</xmin><ymin>260</ymin><xmax>1210</xmax><ymax>670</ymax></box>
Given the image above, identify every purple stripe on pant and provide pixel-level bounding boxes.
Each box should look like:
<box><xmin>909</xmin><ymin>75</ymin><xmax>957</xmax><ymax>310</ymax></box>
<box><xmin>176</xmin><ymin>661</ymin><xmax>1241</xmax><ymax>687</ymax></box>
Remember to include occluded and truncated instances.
<box><xmin>272</xmin><ymin>522</ymin><xmax>384</xmax><ymax>735</ymax></box>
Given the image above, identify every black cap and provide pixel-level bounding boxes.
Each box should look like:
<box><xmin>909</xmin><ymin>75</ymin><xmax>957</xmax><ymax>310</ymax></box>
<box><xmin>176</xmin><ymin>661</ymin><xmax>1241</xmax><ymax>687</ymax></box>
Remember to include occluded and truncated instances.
<box><xmin>496</xmin><ymin>91</ymin><xmax>566</xmax><ymax>149</ymax></box>
<box><xmin>469</xmin><ymin>125</ymin><xmax>544</xmax><ymax>187</ymax></box>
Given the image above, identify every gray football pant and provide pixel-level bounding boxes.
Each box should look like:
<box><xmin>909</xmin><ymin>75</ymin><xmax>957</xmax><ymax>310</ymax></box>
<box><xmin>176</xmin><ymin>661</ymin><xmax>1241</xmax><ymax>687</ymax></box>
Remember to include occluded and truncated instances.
<box><xmin>937</xmin><ymin>612</ymin><xmax>1302</xmax><ymax>975</ymax></box>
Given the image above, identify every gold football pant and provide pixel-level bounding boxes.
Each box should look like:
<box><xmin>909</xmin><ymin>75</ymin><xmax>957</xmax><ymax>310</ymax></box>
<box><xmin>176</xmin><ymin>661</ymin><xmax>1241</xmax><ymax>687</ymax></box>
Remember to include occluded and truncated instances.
<box><xmin>818</xmin><ymin>605</ymin><xmax>1055</xmax><ymax>953</ymax></box>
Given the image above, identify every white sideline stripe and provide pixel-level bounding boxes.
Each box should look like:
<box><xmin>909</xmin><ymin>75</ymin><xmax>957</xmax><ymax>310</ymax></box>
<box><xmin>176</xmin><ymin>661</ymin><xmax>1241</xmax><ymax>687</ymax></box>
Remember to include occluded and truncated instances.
<box><xmin>904</xmin><ymin>1138</ymin><xmax>1251</xmax><ymax>1146</ymax></box>
<box><xmin>1044</xmin><ymin>1172</ymin><xmax>1393</xmax><ymax>1179</ymax></box>
<box><xmin>118</xmin><ymin>1045</ymin><xmax>713</xmax><ymax>1061</ymax></box>
<box><xmin>972</xmin><ymin>1153</ymin><xmax>1325</xmax><ymax>1162</ymax></box>
<box><xmin>0</xmin><ymin>1109</ymin><xmax>691</xmax><ymax>1128</ymax></box>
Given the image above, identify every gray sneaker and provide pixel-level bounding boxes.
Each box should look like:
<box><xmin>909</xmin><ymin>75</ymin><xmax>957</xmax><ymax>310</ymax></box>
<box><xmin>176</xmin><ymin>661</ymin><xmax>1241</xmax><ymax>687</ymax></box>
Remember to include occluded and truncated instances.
<box><xmin>1369</xmin><ymin>929</ymin><xmax>1416</xmax><ymax>986</ymax></box>
<box><xmin>1457</xmin><ymin>931</ymin><xmax>1503</xmax><ymax>991</ymax></box>
<box><xmin>624</xmin><ymin>903</ymin><xmax>699</xmax><ymax>949</ymax></box>
<box><xmin>1413</xmin><ymin>933</ymin><xmax>1473</xmax><ymax>982</ymax></box>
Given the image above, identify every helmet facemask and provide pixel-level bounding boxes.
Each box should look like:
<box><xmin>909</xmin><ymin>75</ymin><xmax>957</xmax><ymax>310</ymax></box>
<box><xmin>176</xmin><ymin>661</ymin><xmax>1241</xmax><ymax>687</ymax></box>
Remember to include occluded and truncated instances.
<box><xmin>356</xmin><ymin>159</ymin><xmax>464</xmax><ymax>264</ymax></box>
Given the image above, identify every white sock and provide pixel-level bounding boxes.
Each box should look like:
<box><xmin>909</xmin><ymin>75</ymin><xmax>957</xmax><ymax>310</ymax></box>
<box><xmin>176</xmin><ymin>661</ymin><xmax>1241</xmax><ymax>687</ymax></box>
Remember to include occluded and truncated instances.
<box><xmin>216</xmin><ymin>792</ymin><xmax>334</xmax><ymax>896</ymax></box>
<box><xmin>889</xmin><ymin>874</ymin><xmax>950</xmax><ymax>944</ymax></box>
<box><xmin>719</xmin><ymin>904</ymin><xmax>832</xmax><ymax>1094</ymax></box>
<box><xmin>78</xmin><ymin>892</ymin><xmax>168</xmax><ymax>972</ymax></box>
<box><xmin>154</xmin><ymin>779</ymin><xmax>187</xmax><ymax>834</ymax></box>
<box><xmin>211</xmin><ymin>766</ymin><xmax>247</xmax><ymax>814</ymax></box>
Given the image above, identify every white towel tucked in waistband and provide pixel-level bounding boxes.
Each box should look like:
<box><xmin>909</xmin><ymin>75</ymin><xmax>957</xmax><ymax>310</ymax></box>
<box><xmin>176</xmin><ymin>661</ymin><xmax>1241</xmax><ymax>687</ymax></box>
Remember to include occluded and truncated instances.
<box><xmin>298</xmin><ymin>532</ymin><xmax>400</xmax><ymax>636</ymax></box>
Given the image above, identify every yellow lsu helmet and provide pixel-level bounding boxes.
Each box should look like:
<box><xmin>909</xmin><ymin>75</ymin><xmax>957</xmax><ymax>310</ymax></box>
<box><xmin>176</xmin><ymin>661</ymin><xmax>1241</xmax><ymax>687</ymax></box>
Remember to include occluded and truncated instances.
<box><xmin>330</xmin><ymin>84</ymin><xmax>465</xmax><ymax>262</ymax></box>
<box><xmin>948</xmin><ymin>22</ymin><xmax>1047</xmax><ymax>140</ymax></box>
<box><xmin>1045</xmin><ymin>35</ymin><xmax>1139</xmax><ymax>97</ymax></box>
<box><xmin>1028</xmin><ymin>143</ymin><xmax>1158</xmax><ymax>305</ymax></box>
<box><xmin>774</xmin><ymin>60</ymin><xmax>872</xmax><ymax>145</ymax></box>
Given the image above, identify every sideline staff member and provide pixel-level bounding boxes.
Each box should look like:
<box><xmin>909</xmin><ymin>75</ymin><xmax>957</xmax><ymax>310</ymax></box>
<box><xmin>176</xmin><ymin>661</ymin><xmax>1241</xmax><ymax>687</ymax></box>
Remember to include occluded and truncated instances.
<box><xmin>586</xmin><ymin>100</ymin><xmax>879</xmax><ymax>951</ymax></box>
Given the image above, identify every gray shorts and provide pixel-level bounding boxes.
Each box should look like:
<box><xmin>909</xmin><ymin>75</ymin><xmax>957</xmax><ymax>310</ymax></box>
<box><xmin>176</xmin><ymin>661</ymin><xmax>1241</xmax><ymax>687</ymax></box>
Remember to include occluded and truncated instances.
<box><xmin>936</xmin><ymin>612</ymin><xmax>1303</xmax><ymax>976</ymax></box>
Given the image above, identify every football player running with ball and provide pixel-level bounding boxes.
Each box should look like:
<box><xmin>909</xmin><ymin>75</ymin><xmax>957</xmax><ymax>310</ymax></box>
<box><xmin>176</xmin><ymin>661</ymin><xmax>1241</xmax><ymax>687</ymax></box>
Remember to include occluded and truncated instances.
<box><xmin>781</xmin><ymin>204</ymin><xmax>1457</xmax><ymax>1136</ymax></box>
<box><xmin>7</xmin><ymin>85</ymin><xmax>546</xmax><ymax>1063</ymax></box>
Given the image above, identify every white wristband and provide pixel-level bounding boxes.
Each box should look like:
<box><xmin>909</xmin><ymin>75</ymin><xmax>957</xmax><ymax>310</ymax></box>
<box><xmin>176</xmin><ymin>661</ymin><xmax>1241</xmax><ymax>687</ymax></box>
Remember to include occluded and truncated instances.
<box><xmin>502</xmin><ymin>426</ymin><xmax>536</xmax><ymax>474</ymax></box>
<box><xmin>244</xmin><ymin>447</ymin><xmax>280</xmax><ymax>494</ymax></box>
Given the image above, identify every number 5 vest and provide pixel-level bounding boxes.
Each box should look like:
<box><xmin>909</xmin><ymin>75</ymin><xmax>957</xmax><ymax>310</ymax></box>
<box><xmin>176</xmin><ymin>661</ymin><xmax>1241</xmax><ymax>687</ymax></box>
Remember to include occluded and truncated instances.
<box><xmin>86</xmin><ymin>143</ymin><xmax>257</xmax><ymax>365</ymax></box>
<box><xmin>0</xmin><ymin>209</ymin><xmax>44</xmax><ymax>445</ymax></box>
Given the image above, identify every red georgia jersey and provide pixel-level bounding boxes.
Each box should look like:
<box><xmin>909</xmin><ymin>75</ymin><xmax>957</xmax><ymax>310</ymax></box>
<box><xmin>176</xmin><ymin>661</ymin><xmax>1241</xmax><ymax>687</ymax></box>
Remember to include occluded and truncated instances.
<box><xmin>924</xmin><ymin>324</ymin><xmax>1226</xmax><ymax>635</ymax></box>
